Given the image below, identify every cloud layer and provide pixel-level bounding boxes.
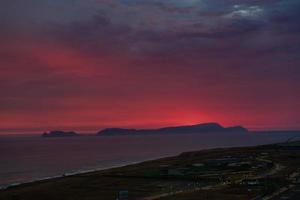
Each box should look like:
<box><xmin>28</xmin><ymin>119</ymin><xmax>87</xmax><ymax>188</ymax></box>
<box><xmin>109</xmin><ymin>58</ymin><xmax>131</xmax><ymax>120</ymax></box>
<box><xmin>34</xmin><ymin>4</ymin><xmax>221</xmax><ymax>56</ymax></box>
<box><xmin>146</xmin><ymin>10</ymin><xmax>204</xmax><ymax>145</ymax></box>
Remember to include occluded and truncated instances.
<box><xmin>0</xmin><ymin>0</ymin><xmax>299</xmax><ymax>133</ymax></box>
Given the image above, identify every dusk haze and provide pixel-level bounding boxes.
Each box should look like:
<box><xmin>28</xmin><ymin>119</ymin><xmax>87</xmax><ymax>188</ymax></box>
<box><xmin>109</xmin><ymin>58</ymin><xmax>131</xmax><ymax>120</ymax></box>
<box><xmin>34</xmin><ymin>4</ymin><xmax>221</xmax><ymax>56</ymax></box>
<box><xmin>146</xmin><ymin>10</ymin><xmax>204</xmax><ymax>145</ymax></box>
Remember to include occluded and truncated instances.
<box><xmin>0</xmin><ymin>1</ymin><xmax>299</xmax><ymax>200</ymax></box>
<box><xmin>0</xmin><ymin>0</ymin><xmax>299</xmax><ymax>134</ymax></box>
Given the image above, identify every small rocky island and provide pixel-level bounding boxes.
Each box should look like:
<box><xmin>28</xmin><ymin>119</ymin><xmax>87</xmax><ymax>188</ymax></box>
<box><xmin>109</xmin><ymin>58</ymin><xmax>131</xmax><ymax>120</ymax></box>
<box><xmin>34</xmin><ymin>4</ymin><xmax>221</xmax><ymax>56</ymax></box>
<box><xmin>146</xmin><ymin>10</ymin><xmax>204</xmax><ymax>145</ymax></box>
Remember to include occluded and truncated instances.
<box><xmin>42</xmin><ymin>130</ymin><xmax>79</xmax><ymax>138</ymax></box>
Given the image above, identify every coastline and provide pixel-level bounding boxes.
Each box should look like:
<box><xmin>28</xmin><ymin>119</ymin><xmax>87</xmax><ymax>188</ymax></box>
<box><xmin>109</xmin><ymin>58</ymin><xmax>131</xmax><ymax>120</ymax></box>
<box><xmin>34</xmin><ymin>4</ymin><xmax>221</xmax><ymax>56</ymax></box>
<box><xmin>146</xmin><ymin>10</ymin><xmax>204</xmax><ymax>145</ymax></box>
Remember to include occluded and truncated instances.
<box><xmin>1</xmin><ymin>141</ymin><xmax>300</xmax><ymax>200</ymax></box>
<box><xmin>0</xmin><ymin>139</ymin><xmax>289</xmax><ymax>191</ymax></box>
<box><xmin>0</xmin><ymin>143</ymin><xmax>246</xmax><ymax>191</ymax></box>
<box><xmin>0</xmin><ymin>142</ymin><xmax>260</xmax><ymax>191</ymax></box>
<box><xmin>0</xmin><ymin>143</ymin><xmax>273</xmax><ymax>191</ymax></box>
<box><xmin>3</xmin><ymin>131</ymin><xmax>299</xmax><ymax>193</ymax></box>
<box><xmin>0</xmin><ymin>154</ymin><xmax>174</xmax><ymax>191</ymax></box>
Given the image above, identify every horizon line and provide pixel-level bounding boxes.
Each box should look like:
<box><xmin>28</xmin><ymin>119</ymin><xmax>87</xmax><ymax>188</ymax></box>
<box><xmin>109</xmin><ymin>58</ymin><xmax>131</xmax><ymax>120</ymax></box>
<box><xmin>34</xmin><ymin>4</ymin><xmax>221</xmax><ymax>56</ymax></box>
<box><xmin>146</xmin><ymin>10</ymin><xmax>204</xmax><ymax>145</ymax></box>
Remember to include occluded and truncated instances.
<box><xmin>0</xmin><ymin>123</ymin><xmax>300</xmax><ymax>135</ymax></box>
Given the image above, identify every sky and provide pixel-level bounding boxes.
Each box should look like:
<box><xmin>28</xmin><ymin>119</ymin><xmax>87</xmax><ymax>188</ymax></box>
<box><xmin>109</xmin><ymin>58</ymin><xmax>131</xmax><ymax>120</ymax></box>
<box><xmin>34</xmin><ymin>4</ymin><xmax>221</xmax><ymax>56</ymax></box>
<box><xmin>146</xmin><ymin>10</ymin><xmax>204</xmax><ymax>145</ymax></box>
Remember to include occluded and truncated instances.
<box><xmin>0</xmin><ymin>0</ymin><xmax>299</xmax><ymax>133</ymax></box>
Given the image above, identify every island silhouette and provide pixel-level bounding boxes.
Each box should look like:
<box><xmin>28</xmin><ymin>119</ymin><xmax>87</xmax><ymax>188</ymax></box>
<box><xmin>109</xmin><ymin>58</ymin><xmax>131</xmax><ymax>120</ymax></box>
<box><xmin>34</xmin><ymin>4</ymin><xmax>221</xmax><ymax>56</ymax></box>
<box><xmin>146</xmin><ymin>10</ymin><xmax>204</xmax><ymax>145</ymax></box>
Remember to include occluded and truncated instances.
<box><xmin>42</xmin><ymin>123</ymin><xmax>248</xmax><ymax>137</ymax></box>
<box><xmin>97</xmin><ymin>123</ymin><xmax>248</xmax><ymax>136</ymax></box>
<box><xmin>42</xmin><ymin>131</ymin><xmax>79</xmax><ymax>137</ymax></box>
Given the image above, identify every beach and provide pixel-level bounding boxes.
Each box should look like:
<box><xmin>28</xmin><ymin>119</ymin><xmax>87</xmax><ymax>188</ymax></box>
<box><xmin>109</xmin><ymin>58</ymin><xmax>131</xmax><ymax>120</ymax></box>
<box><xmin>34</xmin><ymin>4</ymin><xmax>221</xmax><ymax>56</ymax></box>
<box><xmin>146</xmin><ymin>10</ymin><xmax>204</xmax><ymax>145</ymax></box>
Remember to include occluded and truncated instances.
<box><xmin>0</xmin><ymin>132</ymin><xmax>295</xmax><ymax>188</ymax></box>
<box><xmin>1</xmin><ymin>141</ymin><xmax>300</xmax><ymax>200</ymax></box>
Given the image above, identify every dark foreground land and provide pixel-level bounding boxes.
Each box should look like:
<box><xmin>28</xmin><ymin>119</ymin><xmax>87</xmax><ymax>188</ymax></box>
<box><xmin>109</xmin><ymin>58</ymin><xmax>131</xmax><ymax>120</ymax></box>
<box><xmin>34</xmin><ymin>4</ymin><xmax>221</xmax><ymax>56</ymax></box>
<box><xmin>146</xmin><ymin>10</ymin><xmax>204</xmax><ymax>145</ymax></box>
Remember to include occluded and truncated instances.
<box><xmin>1</xmin><ymin>141</ymin><xmax>300</xmax><ymax>200</ymax></box>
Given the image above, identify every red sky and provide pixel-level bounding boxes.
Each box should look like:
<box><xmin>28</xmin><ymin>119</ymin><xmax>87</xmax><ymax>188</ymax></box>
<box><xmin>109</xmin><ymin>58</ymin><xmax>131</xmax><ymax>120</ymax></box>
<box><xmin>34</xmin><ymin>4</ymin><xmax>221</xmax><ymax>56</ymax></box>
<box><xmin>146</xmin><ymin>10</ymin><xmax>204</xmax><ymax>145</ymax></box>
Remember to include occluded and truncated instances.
<box><xmin>0</xmin><ymin>0</ymin><xmax>299</xmax><ymax>134</ymax></box>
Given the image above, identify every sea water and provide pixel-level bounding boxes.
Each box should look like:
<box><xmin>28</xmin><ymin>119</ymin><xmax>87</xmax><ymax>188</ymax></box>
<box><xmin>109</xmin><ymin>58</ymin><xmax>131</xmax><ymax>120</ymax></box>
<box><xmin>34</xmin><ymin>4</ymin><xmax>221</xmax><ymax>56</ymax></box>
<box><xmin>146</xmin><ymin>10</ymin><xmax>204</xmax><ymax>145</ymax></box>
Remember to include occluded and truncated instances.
<box><xmin>0</xmin><ymin>132</ymin><xmax>297</xmax><ymax>188</ymax></box>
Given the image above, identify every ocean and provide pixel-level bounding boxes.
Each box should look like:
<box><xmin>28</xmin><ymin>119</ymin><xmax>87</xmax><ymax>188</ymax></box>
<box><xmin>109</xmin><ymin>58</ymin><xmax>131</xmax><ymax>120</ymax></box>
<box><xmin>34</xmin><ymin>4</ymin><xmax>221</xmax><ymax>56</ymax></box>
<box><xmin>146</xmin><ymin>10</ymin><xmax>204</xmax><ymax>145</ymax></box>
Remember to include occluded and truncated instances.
<box><xmin>0</xmin><ymin>132</ymin><xmax>297</xmax><ymax>188</ymax></box>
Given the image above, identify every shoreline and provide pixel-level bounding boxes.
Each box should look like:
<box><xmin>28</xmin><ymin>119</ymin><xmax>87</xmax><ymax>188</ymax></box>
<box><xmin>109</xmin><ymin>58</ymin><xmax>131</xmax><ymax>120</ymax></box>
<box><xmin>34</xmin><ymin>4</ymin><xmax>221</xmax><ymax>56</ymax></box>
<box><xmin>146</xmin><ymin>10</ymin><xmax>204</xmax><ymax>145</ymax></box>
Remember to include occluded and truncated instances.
<box><xmin>0</xmin><ymin>144</ymin><xmax>239</xmax><ymax>191</ymax></box>
<box><xmin>1</xmin><ymin>141</ymin><xmax>299</xmax><ymax>200</ymax></box>
<box><xmin>0</xmin><ymin>154</ymin><xmax>174</xmax><ymax>191</ymax></box>
<box><xmin>0</xmin><ymin>139</ymin><xmax>291</xmax><ymax>192</ymax></box>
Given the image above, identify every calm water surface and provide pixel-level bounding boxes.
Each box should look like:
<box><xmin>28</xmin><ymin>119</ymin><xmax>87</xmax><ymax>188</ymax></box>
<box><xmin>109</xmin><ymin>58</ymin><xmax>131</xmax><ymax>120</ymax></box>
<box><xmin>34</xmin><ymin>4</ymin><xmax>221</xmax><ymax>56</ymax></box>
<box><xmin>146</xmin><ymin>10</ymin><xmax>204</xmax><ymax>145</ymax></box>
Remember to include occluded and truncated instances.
<box><xmin>0</xmin><ymin>132</ymin><xmax>297</xmax><ymax>187</ymax></box>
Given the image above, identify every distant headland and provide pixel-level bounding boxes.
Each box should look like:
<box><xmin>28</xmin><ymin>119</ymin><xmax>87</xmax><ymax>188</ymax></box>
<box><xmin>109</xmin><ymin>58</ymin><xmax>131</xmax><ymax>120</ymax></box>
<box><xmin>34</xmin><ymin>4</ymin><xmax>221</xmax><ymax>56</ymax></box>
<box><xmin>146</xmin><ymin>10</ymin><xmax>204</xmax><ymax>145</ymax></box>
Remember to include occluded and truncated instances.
<box><xmin>97</xmin><ymin>122</ymin><xmax>248</xmax><ymax>136</ymax></box>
